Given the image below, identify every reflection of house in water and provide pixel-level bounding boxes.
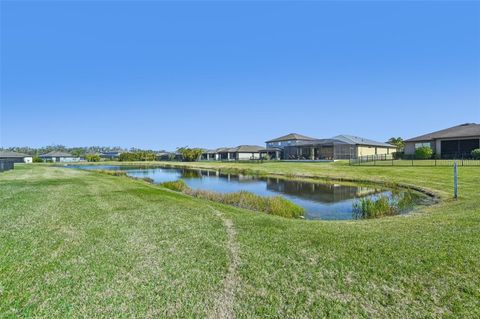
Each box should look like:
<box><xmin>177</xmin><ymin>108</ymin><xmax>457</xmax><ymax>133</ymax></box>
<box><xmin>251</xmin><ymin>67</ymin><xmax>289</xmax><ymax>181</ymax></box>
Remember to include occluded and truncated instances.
<box><xmin>265</xmin><ymin>178</ymin><xmax>380</xmax><ymax>203</ymax></box>
<box><xmin>177</xmin><ymin>169</ymin><xmax>382</xmax><ymax>204</ymax></box>
<box><xmin>187</xmin><ymin>169</ymin><xmax>257</xmax><ymax>183</ymax></box>
<box><xmin>181</xmin><ymin>169</ymin><xmax>202</xmax><ymax>179</ymax></box>
<box><xmin>189</xmin><ymin>169</ymin><xmax>268</xmax><ymax>184</ymax></box>
<box><xmin>218</xmin><ymin>172</ymin><xmax>258</xmax><ymax>183</ymax></box>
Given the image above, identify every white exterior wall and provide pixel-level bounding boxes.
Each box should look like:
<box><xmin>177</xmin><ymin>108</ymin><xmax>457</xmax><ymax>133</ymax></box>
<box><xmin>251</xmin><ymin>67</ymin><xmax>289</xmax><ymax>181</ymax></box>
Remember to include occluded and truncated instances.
<box><xmin>357</xmin><ymin>146</ymin><xmax>377</xmax><ymax>156</ymax></box>
<box><xmin>24</xmin><ymin>157</ymin><xmax>33</xmax><ymax>164</ymax></box>
<box><xmin>59</xmin><ymin>157</ymin><xmax>81</xmax><ymax>163</ymax></box>
<box><xmin>237</xmin><ymin>152</ymin><xmax>261</xmax><ymax>160</ymax></box>
<box><xmin>435</xmin><ymin>139</ymin><xmax>442</xmax><ymax>156</ymax></box>
<box><xmin>375</xmin><ymin>147</ymin><xmax>394</xmax><ymax>155</ymax></box>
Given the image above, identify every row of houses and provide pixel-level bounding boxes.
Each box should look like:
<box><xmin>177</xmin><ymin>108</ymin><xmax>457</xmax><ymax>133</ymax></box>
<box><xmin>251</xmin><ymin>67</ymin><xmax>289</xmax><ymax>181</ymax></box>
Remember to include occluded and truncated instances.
<box><xmin>198</xmin><ymin>123</ymin><xmax>480</xmax><ymax>161</ymax></box>
<box><xmin>2</xmin><ymin>123</ymin><xmax>478</xmax><ymax>164</ymax></box>
<box><xmin>199</xmin><ymin>133</ymin><xmax>397</xmax><ymax>161</ymax></box>
<box><xmin>0</xmin><ymin>150</ymin><xmax>174</xmax><ymax>163</ymax></box>
<box><xmin>0</xmin><ymin>151</ymin><xmax>99</xmax><ymax>163</ymax></box>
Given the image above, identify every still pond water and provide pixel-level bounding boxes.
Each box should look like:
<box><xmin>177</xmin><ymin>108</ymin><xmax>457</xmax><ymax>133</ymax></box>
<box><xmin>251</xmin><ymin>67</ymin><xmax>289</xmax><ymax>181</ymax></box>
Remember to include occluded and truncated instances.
<box><xmin>70</xmin><ymin>165</ymin><xmax>428</xmax><ymax>220</ymax></box>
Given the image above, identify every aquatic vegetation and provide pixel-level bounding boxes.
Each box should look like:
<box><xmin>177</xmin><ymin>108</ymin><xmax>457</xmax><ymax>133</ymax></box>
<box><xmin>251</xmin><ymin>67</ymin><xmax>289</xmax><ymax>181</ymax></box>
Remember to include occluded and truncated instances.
<box><xmin>160</xmin><ymin>179</ymin><xmax>189</xmax><ymax>192</ymax></box>
<box><xmin>353</xmin><ymin>195</ymin><xmax>396</xmax><ymax>219</ymax></box>
<box><xmin>95</xmin><ymin>169</ymin><xmax>128</xmax><ymax>177</ymax></box>
<box><xmin>353</xmin><ymin>190</ymin><xmax>420</xmax><ymax>219</ymax></box>
<box><xmin>160</xmin><ymin>180</ymin><xmax>304</xmax><ymax>218</ymax></box>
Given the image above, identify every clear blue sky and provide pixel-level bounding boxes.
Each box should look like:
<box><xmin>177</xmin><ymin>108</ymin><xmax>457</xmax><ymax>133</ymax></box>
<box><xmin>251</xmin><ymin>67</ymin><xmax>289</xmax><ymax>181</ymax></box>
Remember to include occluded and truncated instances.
<box><xmin>1</xmin><ymin>1</ymin><xmax>479</xmax><ymax>150</ymax></box>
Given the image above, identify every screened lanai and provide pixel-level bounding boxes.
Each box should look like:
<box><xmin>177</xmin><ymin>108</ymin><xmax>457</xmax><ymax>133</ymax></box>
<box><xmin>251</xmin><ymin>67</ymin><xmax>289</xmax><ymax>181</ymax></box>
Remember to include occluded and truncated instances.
<box><xmin>283</xmin><ymin>139</ymin><xmax>357</xmax><ymax>160</ymax></box>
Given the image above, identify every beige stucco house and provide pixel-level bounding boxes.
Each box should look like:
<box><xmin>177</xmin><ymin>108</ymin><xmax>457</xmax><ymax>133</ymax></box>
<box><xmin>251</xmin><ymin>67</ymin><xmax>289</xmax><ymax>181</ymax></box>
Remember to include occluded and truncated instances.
<box><xmin>404</xmin><ymin>123</ymin><xmax>480</xmax><ymax>158</ymax></box>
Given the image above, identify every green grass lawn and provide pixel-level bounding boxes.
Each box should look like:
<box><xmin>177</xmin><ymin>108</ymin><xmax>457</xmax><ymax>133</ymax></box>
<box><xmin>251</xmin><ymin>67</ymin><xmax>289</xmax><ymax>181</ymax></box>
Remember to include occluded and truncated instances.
<box><xmin>1</xmin><ymin>162</ymin><xmax>479</xmax><ymax>318</ymax></box>
<box><xmin>352</xmin><ymin>158</ymin><xmax>480</xmax><ymax>167</ymax></box>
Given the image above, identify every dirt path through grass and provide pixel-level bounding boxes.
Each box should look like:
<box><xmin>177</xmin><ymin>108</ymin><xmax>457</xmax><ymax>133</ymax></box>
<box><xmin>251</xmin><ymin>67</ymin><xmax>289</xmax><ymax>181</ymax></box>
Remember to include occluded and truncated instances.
<box><xmin>209</xmin><ymin>207</ymin><xmax>240</xmax><ymax>319</ymax></box>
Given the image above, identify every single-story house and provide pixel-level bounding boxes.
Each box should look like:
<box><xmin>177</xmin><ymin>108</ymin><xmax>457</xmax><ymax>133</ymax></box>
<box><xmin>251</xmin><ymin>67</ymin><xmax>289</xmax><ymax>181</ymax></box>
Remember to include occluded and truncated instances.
<box><xmin>156</xmin><ymin>151</ymin><xmax>173</xmax><ymax>161</ymax></box>
<box><xmin>283</xmin><ymin>135</ymin><xmax>396</xmax><ymax>160</ymax></box>
<box><xmin>203</xmin><ymin>145</ymin><xmax>266</xmax><ymax>161</ymax></box>
<box><xmin>0</xmin><ymin>151</ymin><xmax>33</xmax><ymax>163</ymax></box>
<box><xmin>0</xmin><ymin>160</ymin><xmax>14</xmax><ymax>172</ymax></box>
<box><xmin>157</xmin><ymin>151</ymin><xmax>183</xmax><ymax>161</ymax></box>
<box><xmin>259</xmin><ymin>147</ymin><xmax>283</xmax><ymax>160</ymax></box>
<box><xmin>39</xmin><ymin>151</ymin><xmax>81</xmax><ymax>162</ymax></box>
<box><xmin>232</xmin><ymin>145</ymin><xmax>265</xmax><ymax>160</ymax></box>
<box><xmin>404</xmin><ymin>123</ymin><xmax>480</xmax><ymax>158</ymax></box>
<box><xmin>200</xmin><ymin>149</ymin><xmax>219</xmax><ymax>161</ymax></box>
<box><xmin>100</xmin><ymin>151</ymin><xmax>122</xmax><ymax>160</ymax></box>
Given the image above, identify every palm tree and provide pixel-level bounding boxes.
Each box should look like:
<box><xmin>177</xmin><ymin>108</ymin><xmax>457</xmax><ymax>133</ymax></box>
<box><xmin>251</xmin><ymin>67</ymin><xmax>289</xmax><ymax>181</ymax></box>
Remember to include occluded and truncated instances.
<box><xmin>387</xmin><ymin>137</ymin><xmax>405</xmax><ymax>151</ymax></box>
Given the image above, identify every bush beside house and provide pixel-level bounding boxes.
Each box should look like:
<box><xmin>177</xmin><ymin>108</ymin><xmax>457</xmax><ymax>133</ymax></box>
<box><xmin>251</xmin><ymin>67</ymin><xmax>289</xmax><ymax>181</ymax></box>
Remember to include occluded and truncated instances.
<box><xmin>472</xmin><ymin>149</ymin><xmax>480</xmax><ymax>159</ymax></box>
<box><xmin>415</xmin><ymin>146</ymin><xmax>433</xmax><ymax>159</ymax></box>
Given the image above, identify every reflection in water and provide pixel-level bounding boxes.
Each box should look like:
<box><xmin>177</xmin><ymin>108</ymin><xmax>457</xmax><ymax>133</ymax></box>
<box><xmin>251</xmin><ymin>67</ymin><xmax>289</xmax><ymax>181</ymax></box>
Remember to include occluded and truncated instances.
<box><xmin>69</xmin><ymin>165</ymin><xmax>426</xmax><ymax>220</ymax></box>
<box><xmin>265</xmin><ymin>178</ymin><xmax>380</xmax><ymax>203</ymax></box>
<box><xmin>181</xmin><ymin>169</ymin><xmax>202</xmax><ymax>179</ymax></box>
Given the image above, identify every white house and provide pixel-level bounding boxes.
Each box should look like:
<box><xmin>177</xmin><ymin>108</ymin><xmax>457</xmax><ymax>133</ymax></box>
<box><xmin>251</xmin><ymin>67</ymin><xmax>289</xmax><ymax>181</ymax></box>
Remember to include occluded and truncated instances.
<box><xmin>0</xmin><ymin>151</ymin><xmax>33</xmax><ymax>163</ymax></box>
<box><xmin>39</xmin><ymin>151</ymin><xmax>81</xmax><ymax>162</ymax></box>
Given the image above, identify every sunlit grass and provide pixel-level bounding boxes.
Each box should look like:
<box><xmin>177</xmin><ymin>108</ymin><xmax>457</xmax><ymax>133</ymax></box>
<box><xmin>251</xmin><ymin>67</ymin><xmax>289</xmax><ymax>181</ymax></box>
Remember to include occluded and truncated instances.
<box><xmin>1</xmin><ymin>163</ymin><xmax>479</xmax><ymax>317</ymax></box>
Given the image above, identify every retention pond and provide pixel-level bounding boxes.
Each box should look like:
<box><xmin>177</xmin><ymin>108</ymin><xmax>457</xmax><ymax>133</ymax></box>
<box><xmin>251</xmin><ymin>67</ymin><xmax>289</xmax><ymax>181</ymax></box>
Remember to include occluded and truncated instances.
<box><xmin>69</xmin><ymin>165</ymin><xmax>432</xmax><ymax>220</ymax></box>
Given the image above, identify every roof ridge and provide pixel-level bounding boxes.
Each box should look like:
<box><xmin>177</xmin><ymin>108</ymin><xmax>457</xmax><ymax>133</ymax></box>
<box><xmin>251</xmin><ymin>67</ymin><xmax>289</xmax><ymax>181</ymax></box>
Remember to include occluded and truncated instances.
<box><xmin>405</xmin><ymin>123</ymin><xmax>480</xmax><ymax>142</ymax></box>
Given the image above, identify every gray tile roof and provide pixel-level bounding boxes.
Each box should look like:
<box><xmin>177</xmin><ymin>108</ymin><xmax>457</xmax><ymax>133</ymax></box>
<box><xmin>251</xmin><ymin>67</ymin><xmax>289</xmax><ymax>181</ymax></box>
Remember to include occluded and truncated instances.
<box><xmin>405</xmin><ymin>123</ymin><xmax>480</xmax><ymax>142</ymax></box>
<box><xmin>215</xmin><ymin>147</ymin><xmax>231</xmax><ymax>153</ymax></box>
<box><xmin>210</xmin><ymin>145</ymin><xmax>265</xmax><ymax>153</ymax></box>
<box><xmin>288</xmin><ymin>136</ymin><xmax>394</xmax><ymax>148</ymax></box>
<box><xmin>261</xmin><ymin>147</ymin><xmax>283</xmax><ymax>152</ymax></box>
<box><xmin>39</xmin><ymin>151</ymin><xmax>74</xmax><ymax>158</ymax></box>
<box><xmin>0</xmin><ymin>150</ymin><xmax>31</xmax><ymax>158</ymax></box>
<box><xmin>266</xmin><ymin>133</ymin><xmax>317</xmax><ymax>143</ymax></box>
<box><xmin>333</xmin><ymin>135</ymin><xmax>395</xmax><ymax>148</ymax></box>
<box><xmin>234</xmin><ymin>145</ymin><xmax>265</xmax><ymax>152</ymax></box>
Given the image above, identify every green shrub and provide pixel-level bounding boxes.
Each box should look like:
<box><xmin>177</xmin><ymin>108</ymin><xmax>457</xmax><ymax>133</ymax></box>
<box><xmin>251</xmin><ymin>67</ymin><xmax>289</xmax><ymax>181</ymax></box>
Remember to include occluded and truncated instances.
<box><xmin>32</xmin><ymin>156</ymin><xmax>43</xmax><ymax>163</ymax></box>
<box><xmin>415</xmin><ymin>146</ymin><xmax>433</xmax><ymax>159</ymax></box>
<box><xmin>393</xmin><ymin>151</ymin><xmax>404</xmax><ymax>160</ymax></box>
<box><xmin>160</xmin><ymin>180</ymin><xmax>304</xmax><ymax>218</ymax></box>
<box><xmin>119</xmin><ymin>151</ymin><xmax>156</xmax><ymax>161</ymax></box>
<box><xmin>471</xmin><ymin>148</ymin><xmax>480</xmax><ymax>159</ymax></box>
<box><xmin>86</xmin><ymin>154</ymin><xmax>101</xmax><ymax>162</ymax></box>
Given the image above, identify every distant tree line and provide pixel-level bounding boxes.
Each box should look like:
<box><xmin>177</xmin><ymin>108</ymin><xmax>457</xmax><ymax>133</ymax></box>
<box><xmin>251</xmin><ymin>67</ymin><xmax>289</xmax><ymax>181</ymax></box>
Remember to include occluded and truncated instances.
<box><xmin>0</xmin><ymin>145</ymin><xmax>161</xmax><ymax>157</ymax></box>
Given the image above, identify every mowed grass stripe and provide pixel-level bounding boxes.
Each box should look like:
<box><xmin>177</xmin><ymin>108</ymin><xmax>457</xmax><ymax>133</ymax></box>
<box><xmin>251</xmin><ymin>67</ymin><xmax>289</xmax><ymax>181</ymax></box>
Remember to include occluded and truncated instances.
<box><xmin>0</xmin><ymin>166</ymin><xmax>231</xmax><ymax>318</ymax></box>
<box><xmin>154</xmin><ymin>160</ymin><xmax>480</xmax><ymax>317</ymax></box>
<box><xmin>1</xmin><ymin>163</ymin><xmax>479</xmax><ymax>317</ymax></box>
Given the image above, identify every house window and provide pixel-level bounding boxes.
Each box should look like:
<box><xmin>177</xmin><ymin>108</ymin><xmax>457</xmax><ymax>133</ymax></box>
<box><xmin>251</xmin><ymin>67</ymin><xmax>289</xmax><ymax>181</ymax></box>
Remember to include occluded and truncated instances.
<box><xmin>415</xmin><ymin>142</ymin><xmax>431</xmax><ymax>149</ymax></box>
